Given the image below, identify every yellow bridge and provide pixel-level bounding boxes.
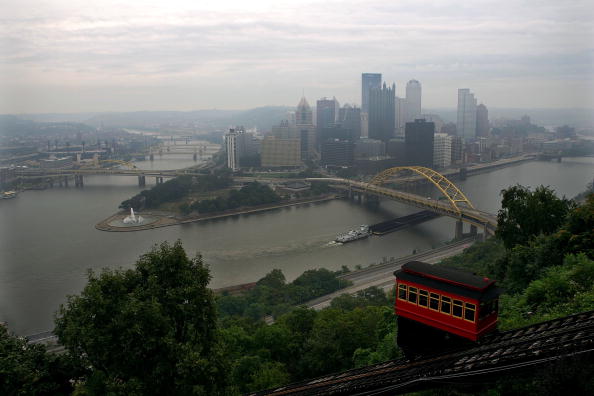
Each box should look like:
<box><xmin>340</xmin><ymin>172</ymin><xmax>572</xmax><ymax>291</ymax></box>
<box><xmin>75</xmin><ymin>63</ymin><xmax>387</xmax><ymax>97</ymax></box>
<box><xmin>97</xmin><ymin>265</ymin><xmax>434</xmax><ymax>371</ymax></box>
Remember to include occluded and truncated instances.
<box><xmin>308</xmin><ymin>166</ymin><xmax>498</xmax><ymax>236</ymax></box>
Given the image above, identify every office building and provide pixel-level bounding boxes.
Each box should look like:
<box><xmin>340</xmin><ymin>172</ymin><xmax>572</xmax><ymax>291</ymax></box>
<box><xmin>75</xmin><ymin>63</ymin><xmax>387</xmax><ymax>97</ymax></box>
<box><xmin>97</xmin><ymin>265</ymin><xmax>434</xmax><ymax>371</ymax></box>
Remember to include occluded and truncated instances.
<box><xmin>354</xmin><ymin>138</ymin><xmax>385</xmax><ymax>158</ymax></box>
<box><xmin>338</xmin><ymin>104</ymin><xmax>362</xmax><ymax>141</ymax></box>
<box><xmin>316</xmin><ymin>97</ymin><xmax>340</xmax><ymax>147</ymax></box>
<box><xmin>261</xmin><ymin>136</ymin><xmax>301</xmax><ymax>167</ymax></box>
<box><xmin>368</xmin><ymin>82</ymin><xmax>396</xmax><ymax>143</ymax></box>
<box><xmin>395</xmin><ymin>97</ymin><xmax>406</xmax><ymax>136</ymax></box>
<box><xmin>296</xmin><ymin>97</ymin><xmax>316</xmax><ymax>160</ymax></box>
<box><xmin>224</xmin><ymin>127</ymin><xmax>259</xmax><ymax>171</ymax></box>
<box><xmin>433</xmin><ymin>133</ymin><xmax>452</xmax><ymax>169</ymax></box>
<box><xmin>405</xmin><ymin>79</ymin><xmax>422</xmax><ymax>123</ymax></box>
<box><xmin>457</xmin><ymin>89</ymin><xmax>477</xmax><ymax>141</ymax></box>
<box><xmin>361</xmin><ymin>73</ymin><xmax>382</xmax><ymax>113</ymax></box>
<box><xmin>321</xmin><ymin>139</ymin><xmax>355</xmax><ymax>166</ymax></box>
<box><xmin>476</xmin><ymin>104</ymin><xmax>490</xmax><ymax>137</ymax></box>
<box><xmin>451</xmin><ymin>135</ymin><xmax>463</xmax><ymax>164</ymax></box>
<box><xmin>405</xmin><ymin>119</ymin><xmax>435</xmax><ymax>168</ymax></box>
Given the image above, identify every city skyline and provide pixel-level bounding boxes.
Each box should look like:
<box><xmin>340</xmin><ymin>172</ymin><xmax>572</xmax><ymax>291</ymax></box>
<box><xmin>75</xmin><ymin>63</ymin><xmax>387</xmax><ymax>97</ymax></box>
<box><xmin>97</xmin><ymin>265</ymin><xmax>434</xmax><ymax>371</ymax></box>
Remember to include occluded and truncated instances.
<box><xmin>1</xmin><ymin>0</ymin><xmax>593</xmax><ymax>114</ymax></box>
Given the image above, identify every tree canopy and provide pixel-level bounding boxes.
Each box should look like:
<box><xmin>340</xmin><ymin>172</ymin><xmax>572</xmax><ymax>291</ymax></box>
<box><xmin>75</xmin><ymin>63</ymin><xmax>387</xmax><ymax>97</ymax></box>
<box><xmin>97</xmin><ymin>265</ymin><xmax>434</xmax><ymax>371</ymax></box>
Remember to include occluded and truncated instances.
<box><xmin>54</xmin><ymin>241</ymin><xmax>229</xmax><ymax>395</ymax></box>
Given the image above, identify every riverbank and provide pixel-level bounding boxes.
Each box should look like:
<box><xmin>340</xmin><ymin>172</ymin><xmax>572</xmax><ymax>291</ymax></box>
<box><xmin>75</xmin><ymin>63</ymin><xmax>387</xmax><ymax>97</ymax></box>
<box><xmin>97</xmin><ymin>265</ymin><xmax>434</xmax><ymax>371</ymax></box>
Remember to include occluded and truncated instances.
<box><xmin>95</xmin><ymin>194</ymin><xmax>338</xmax><ymax>232</ymax></box>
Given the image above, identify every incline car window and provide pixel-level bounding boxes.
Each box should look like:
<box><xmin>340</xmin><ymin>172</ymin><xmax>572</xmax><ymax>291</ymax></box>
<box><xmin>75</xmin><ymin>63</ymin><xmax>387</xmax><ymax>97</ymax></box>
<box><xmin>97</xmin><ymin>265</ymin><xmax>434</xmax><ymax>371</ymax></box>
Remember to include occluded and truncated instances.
<box><xmin>408</xmin><ymin>287</ymin><xmax>418</xmax><ymax>304</ymax></box>
<box><xmin>419</xmin><ymin>290</ymin><xmax>428</xmax><ymax>307</ymax></box>
<box><xmin>453</xmin><ymin>299</ymin><xmax>463</xmax><ymax>318</ymax></box>
<box><xmin>429</xmin><ymin>293</ymin><xmax>439</xmax><ymax>310</ymax></box>
<box><xmin>441</xmin><ymin>296</ymin><xmax>451</xmax><ymax>314</ymax></box>
<box><xmin>398</xmin><ymin>284</ymin><xmax>407</xmax><ymax>300</ymax></box>
<box><xmin>464</xmin><ymin>303</ymin><xmax>476</xmax><ymax>322</ymax></box>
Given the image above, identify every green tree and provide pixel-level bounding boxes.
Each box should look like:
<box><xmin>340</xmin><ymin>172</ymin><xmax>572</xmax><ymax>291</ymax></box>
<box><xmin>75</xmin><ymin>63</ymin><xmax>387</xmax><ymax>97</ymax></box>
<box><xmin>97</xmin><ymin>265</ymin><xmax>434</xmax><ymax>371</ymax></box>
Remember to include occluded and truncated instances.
<box><xmin>54</xmin><ymin>241</ymin><xmax>230</xmax><ymax>395</ymax></box>
<box><xmin>496</xmin><ymin>185</ymin><xmax>573</xmax><ymax>249</ymax></box>
<box><xmin>0</xmin><ymin>326</ymin><xmax>78</xmax><ymax>395</ymax></box>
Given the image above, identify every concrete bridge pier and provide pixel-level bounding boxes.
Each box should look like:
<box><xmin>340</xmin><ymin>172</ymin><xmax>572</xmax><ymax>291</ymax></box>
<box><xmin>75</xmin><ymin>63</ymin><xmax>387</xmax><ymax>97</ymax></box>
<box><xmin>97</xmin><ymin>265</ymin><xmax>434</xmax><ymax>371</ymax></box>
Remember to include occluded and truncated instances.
<box><xmin>470</xmin><ymin>225</ymin><xmax>478</xmax><ymax>236</ymax></box>
<box><xmin>149</xmin><ymin>153</ymin><xmax>154</xmax><ymax>161</ymax></box>
<box><xmin>63</xmin><ymin>176</ymin><xmax>69</xmax><ymax>187</ymax></box>
<box><xmin>193</xmin><ymin>152</ymin><xmax>197</xmax><ymax>161</ymax></box>
<box><xmin>138</xmin><ymin>175</ymin><xmax>146</xmax><ymax>187</ymax></box>
<box><xmin>156</xmin><ymin>177</ymin><xmax>164</xmax><ymax>184</ymax></box>
<box><xmin>455</xmin><ymin>220</ymin><xmax>464</xmax><ymax>239</ymax></box>
<box><xmin>74</xmin><ymin>175</ymin><xmax>84</xmax><ymax>187</ymax></box>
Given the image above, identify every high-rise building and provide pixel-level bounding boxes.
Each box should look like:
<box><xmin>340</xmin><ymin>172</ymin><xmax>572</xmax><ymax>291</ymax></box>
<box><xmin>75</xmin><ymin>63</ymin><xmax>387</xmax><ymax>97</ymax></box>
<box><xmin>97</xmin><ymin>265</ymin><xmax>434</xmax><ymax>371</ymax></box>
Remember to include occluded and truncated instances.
<box><xmin>316</xmin><ymin>97</ymin><xmax>340</xmax><ymax>146</ymax></box>
<box><xmin>405</xmin><ymin>119</ymin><xmax>435</xmax><ymax>168</ymax></box>
<box><xmin>225</xmin><ymin>128</ymin><xmax>240</xmax><ymax>171</ymax></box>
<box><xmin>224</xmin><ymin>126</ymin><xmax>259</xmax><ymax>171</ymax></box>
<box><xmin>296</xmin><ymin>97</ymin><xmax>316</xmax><ymax>160</ymax></box>
<box><xmin>338</xmin><ymin>104</ymin><xmax>362</xmax><ymax>141</ymax></box>
<box><xmin>451</xmin><ymin>135</ymin><xmax>463</xmax><ymax>164</ymax></box>
<box><xmin>457</xmin><ymin>89</ymin><xmax>477</xmax><ymax>141</ymax></box>
<box><xmin>476</xmin><ymin>104</ymin><xmax>490</xmax><ymax>138</ymax></box>
<box><xmin>361</xmin><ymin>73</ymin><xmax>382</xmax><ymax>113</ymax></box>
<box><xmin>395</xmin><ymin>97</ymin><xmax>406</xmax><ymax>136</ymax></box>
<box><xmin>354</xmin><ymin>138</ymin><xmax>385</xmax><ymax>158</ymax></box>
<box><xmin>405</xmin><ymin>79</ymin><xmax>422</xmax><ymax>123</ymax></box>
<box><xmin>321</xmin><ymin>139</ymin><xmax>355</xmax><ymax>166</ymax></box>
<box><xmin>433</xmin><ymin>133</ymin><xmax>452</xmax><ymax>169</ymax></box>
<box><xmin>316</xmin><ymin>97</ymin><xmax>339</xmax><ymax>129</ymax></box>
<box><xmin>261</xmin><ymin>136</ymin><xmax>301</xmax><ymax>167</ymax></box>
<box><xmin>368</xmin><ymin>82</ymin><xmax>396</xmax><ymax>143</ymax></box>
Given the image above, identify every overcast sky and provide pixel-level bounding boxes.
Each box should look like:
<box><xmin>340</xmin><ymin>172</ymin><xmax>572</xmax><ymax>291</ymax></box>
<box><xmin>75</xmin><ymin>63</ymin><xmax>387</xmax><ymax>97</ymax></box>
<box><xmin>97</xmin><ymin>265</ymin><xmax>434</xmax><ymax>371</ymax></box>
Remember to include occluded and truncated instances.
<box><xmin>1</xmin><ymin>0</ymin><xmax>593</xmax><ymax>114</ymax></box>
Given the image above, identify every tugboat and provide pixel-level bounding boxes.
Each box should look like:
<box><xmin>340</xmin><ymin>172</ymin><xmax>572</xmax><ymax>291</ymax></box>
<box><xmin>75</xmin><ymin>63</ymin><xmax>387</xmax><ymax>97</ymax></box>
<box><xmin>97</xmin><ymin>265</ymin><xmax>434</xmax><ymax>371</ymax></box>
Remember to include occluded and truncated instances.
<box><xmin>335</xmin><ymin>225</ymin><xmax>371</xmax><ymax>243</ymax></box>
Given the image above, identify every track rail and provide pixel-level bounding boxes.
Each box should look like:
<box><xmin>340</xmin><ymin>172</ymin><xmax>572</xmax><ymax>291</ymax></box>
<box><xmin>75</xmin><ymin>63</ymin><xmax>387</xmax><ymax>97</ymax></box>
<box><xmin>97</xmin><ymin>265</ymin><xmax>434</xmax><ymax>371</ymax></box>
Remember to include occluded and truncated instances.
<box><xmin>250</xmin><ymin>310</ymin><xmax>594</xmax><ymax>395</ymax></box>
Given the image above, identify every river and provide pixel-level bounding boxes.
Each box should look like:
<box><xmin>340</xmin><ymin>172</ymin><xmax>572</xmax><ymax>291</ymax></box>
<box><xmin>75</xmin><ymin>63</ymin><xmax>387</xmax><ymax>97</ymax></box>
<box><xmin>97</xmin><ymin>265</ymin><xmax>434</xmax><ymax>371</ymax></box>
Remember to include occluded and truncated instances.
<box><xmin>1</xmin><ymin>156</ymin><xmax>592</xmax><ymax>335</ymax></box>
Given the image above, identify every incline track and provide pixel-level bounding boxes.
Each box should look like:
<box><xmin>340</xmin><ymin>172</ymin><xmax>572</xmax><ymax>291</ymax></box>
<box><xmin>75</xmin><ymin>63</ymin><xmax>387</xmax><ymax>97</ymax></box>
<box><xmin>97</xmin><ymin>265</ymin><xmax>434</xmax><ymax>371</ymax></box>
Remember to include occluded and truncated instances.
<box><xmin>250</xmin><ymin>310</ymin><xmax>594</xmax><ymax>395</ymax></box>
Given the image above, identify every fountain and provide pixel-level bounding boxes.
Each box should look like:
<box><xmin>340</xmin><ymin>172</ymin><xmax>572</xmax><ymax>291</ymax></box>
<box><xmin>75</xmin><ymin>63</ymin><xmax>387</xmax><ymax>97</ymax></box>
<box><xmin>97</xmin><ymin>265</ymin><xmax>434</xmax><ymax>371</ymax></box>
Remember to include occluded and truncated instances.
<box><xmin>122</xmin><ymin>208</ymin><xmax>144</xmax><ymax>224</ymax></box>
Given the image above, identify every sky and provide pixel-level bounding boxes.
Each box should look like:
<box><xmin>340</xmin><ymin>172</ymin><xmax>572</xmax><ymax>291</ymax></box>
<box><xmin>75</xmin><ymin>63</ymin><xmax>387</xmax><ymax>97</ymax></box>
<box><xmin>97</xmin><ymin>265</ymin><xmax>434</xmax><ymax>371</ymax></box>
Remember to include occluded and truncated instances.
<box><xmin>1</xmin><ymin>0</ymin><xmax>593</xmax><ymax>113</ymax></box>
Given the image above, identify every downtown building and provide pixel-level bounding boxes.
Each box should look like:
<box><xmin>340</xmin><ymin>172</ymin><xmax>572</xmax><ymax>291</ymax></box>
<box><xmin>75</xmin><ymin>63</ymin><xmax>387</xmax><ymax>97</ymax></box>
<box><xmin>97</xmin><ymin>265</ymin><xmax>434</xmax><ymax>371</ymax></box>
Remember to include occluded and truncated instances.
<box><xmin>405</xmin><ymin>79</ymin><xmax>422</xmax><ymax>123</ymax></box>
<box><xmin>260</xmin><ymin>136</ymin><xmax>301</xmax><ymax>168</ymax></box>
<box><xmin>457</xmin><ymin>89</ymin><xmax>478</xmax><ymax>141</ymax></box>
<box><xmin>433</xmin><ymin>133</ymin><xmax>452</xmax><ymax>169</ymax></box>
<box><xmin>405</xmin><ymin>119</ymin><xmax>435</xmax><ymax>168</ymax></box>
<box><xmin>321</xmin><ymin>139</ymin><xmax>355</xmax><ymax>166</ymax></box>
<box><xmin>295</xmin><ymin>97</ymin><xmax>316</xmax><ymax>161</ymax></box>
<box><xmin>224</xmin><ymin>127</ymin><xmax>260</xmax><ymax>171</ymax></box>
<box><xmin>361</xmin><ymin>73</ymin><xmax>382</xmax><ymax>114</ymax></box>
<box><xmin>476</xmin><ymin>103</ymin><xmax>490</xmax><ymax>138</ymax></box>
<box><xmin>368</xmin><ymin>82</ymin><xmax>396</xmax><ymax>143</ymax></box>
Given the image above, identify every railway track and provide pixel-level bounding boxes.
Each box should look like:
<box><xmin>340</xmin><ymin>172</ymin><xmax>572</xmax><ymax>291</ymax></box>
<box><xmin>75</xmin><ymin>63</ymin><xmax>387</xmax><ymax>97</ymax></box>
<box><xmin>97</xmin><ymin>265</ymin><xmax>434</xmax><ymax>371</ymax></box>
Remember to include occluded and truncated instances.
<box><xmin>250</xmin><ymin>310</ymin><xmax>594</xmax><ymax>395</ymax></box>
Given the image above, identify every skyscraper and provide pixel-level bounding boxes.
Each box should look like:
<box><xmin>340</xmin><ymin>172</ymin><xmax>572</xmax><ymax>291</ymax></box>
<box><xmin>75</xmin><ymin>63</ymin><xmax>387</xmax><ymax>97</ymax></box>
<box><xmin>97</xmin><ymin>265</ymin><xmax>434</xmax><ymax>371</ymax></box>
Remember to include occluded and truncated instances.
<box><xmin>405</xmin><ymin>119</ymin><xmax>435</xmax><ymax>168</ymax></box>
<box><xmin>361</xmin><ymin>73</ymin><xmax>382</xmax><ymax>113</ymax></box>
<box><xmin>457</xmin><ymin>89</ymin><xmax>477</xmax><ymax>141</ymax></box>
<box><xmin>296</xmin><ymin>96</ymin><xmax>316</xmax><ymax>160</ymax></box>
<box><xmin>476</xmin><ymin>104</ymin><xmax>490</xmax><ymax>138</ymax></box>
<box><xmin>338</xmin><ymin>104</ymin><xmax>362</xmax><ymax>141</ymax></box>
<box><xmin>405</xmin><ymin>79</ymin><xmax>422</xmax><ymax>123</ymax></box>
<box><xmin>368</xmin><ymin>82</ymin><xmax>396</xmax><ymax>143</ymax></box>
<box><xmin>433</xmin><ymin>133</ymin><xmax>452</xmax><ymax>169</ymax></box>
<box><xmin>395</xmin><ymin>97</ymin><xmax>406</xmax><ymax>136</ymax></box>
<box><xmin>316</xmin><ymin>97</ymin><xmax>339</xmax><ymax>146</ymax></box>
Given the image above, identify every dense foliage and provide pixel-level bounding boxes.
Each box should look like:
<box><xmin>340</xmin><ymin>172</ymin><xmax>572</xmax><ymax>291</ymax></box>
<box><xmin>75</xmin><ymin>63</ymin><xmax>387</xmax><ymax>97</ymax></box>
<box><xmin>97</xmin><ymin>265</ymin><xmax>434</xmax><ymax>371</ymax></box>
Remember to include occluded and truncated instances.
<box><xmin>217</xmin><ymin>268</ymin><xmax>351</xmax><ymax>320</ymax></box>
<box><xmin>219</xmin><ymin>292</ymin><xmax>400</xmax><ymax>393</ymax></box>
<box><xmin>120</xmin><ymin>171</ymin><xmax>232</xmax><ymax>210</ymax></box>
<box><xmin>54</xmin><ymin>241</ymin><xmax>230</xmax><ymax>395</ymax></box>
<box><xmin>0</xmin><ymin>326</ymin><xmax>78</xmax><ymax>395</ymax></box>
<box><xmin>190</xmin><ymin>182</ymin><xmax>280</xmax><ymax>214</ymax></box>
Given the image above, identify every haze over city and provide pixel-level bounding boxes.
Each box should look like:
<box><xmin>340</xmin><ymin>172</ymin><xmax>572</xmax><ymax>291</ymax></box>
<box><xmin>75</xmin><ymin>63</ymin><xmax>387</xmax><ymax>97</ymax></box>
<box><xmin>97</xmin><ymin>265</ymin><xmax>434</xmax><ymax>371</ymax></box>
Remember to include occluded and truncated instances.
<box><xmin>2</xmin><ymin>0</ymin><xmax>593</xmax><ymax>113</ymax></box>
<box><xmin>2</xmin><ymin>1</ymin><xmax>594</xmax><ymax>395</ymax></box>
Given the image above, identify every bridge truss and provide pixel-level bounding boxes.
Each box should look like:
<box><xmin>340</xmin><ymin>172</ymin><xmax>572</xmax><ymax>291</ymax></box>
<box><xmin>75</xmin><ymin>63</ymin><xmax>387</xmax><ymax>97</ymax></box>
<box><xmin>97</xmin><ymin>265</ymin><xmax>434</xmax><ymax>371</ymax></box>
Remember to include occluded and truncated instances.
<box><xmin>368</xmin><ymin>166</ymin><xmax>475</xmax><ymax>215</ymax></box>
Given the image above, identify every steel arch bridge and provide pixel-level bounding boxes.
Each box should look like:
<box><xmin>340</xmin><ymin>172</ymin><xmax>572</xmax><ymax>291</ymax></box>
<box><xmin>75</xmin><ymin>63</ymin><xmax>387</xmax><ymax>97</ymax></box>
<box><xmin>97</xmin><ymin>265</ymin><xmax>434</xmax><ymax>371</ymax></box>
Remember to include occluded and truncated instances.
<box><xmin>368</xmin><ymin>166</ymin><xmax>475</xmax><ymax>215</ymax></box>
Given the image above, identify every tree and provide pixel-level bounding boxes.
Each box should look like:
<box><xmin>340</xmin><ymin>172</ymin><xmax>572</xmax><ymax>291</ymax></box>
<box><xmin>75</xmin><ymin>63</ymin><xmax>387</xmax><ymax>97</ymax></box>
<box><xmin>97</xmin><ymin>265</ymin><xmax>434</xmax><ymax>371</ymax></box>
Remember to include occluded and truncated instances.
<box><xmin>496</xmin><ymin>185</ymin><xmax>573</xmax><ymax>249</ymax></box>
<box><xmin>54</xmin><ymin>241</ymin><xmax>230</xmax><ymax>395</ymax></box>
<box><xmin>0</xmin><ymin>326</ymin><xmax>78</xmax><ymax>395</ymax></box>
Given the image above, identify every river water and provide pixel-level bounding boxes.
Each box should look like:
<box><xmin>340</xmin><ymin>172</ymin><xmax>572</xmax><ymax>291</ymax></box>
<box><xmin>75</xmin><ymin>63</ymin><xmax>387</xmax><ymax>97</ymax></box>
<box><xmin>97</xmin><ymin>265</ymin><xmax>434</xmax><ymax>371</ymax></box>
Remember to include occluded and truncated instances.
<box><xmin>1</xmin><ymin>156</ymin><xmax>592</xmax><ymax>335</ymax></box>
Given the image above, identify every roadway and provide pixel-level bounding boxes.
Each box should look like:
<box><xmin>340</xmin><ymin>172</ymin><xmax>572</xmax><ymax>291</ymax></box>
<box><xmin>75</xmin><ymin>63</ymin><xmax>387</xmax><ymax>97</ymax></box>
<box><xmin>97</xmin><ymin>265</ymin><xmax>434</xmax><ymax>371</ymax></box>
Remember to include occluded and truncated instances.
<box><xmin>304</xmin><ymin>238</ymin><xmax>476</xmax><ymax>310</ymax></box>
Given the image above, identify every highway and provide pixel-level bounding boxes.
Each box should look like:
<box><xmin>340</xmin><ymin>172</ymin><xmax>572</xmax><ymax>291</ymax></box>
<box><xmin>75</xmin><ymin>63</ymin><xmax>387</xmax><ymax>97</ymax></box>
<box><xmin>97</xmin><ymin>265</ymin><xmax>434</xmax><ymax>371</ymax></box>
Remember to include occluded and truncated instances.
<box><xmin>304</xmin><ymin>238</ymin><xmax>477</xmax><ymax>311</ymax></box>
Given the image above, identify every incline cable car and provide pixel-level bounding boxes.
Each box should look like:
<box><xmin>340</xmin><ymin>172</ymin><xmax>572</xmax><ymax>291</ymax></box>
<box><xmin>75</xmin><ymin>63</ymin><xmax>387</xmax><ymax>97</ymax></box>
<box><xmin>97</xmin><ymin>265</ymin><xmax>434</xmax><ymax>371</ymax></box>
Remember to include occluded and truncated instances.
<box><xmin>394</xmin><ymin>261</ymin><xmax>502</xmax><ymax>358</ymax></box>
